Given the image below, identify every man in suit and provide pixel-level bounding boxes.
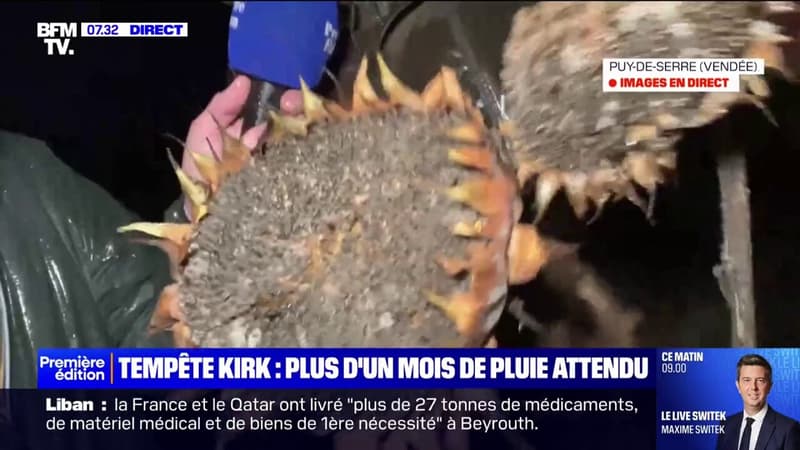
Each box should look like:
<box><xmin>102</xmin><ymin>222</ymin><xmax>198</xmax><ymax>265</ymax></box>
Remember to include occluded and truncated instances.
<box><xmin>717</xmin><ymin>354</ymin><xmax>800</xmax><ymax>450</ymax></box>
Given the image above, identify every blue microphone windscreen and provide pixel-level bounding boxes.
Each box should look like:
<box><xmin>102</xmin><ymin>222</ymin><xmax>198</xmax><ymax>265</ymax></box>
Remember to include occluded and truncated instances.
<box><xmin>228</xmin><ymin>1</ymin><xmax>339</xmax><ymax>89</ymax></box>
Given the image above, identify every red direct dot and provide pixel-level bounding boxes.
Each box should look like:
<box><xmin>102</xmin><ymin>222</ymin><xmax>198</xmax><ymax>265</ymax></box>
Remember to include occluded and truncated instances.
<box><xmin>609</xmin><ymin>79</ymin><xmax>617</xmax><ymax>87</ymax></box>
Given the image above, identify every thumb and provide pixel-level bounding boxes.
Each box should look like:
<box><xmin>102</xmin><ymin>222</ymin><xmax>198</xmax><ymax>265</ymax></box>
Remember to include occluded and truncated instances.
<box><xmin>280</xmin><ymin>90</ymin><xmax>304</xmax><ymax>115</ymax></box>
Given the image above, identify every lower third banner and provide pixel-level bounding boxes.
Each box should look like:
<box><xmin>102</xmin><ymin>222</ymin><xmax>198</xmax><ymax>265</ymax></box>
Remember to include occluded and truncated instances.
<box><xmin>0</xmin><ymin>347</ymin><xmax>797</xmax><ymax>449</ymax></box>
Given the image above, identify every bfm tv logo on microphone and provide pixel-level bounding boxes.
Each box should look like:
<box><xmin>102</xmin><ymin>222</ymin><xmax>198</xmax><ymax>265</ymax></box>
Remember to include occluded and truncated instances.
<box><xmin>37</xmin><ymin>22</ymin><xmax>189</xmax><ymax>55</ymax></box>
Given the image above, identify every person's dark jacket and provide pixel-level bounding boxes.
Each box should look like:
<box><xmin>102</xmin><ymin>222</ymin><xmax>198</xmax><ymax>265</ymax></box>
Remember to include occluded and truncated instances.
<box><xmin>0</xmin><ymin>130</ymin><xmax>185</xmax><ymax>389</ymax></box>
<box><xmin>717</xmin><ymin>406</ymin><xmax>800</xmax><ymax>450</ymax></box>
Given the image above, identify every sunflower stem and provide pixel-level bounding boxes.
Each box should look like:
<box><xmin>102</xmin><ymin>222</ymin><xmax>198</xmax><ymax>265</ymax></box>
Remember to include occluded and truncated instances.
<box><xmin>713</xmin><ymin>117</ymin><xmax>756</xmax><ymax>348</ymax></box>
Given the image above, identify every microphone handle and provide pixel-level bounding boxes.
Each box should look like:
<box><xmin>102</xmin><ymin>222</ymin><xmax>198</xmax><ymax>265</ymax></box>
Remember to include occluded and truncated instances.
<box><xmin>227</xmin><ymin>69</ymin><xmax>282</xmax><ymax>131</ymax></box>
<box><xmin>242</xmin><ymin>79</ymin><xmax>276</xmax><ymax>131</ymax></box>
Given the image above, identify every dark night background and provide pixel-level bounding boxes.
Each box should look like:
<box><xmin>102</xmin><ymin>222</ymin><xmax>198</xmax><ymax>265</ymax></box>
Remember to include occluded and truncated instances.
<box><xmin>0</xmin><ymin>2</ymin><xmax>232</xmax><ymax>220</ymax></box>
<box><xmin>0</xmin><ymin>3</ymin><xmax>800</xmax><ymax>448</ymax></box>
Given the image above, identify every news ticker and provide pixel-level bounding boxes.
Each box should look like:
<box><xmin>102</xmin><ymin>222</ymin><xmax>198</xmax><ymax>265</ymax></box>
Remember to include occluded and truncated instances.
<box><xmin>23</xmin><ymin>348</ymin><xmax>800</xmax><ymax>450</ymax></box>
<box><xmin>36</xmin><ymin>22</ymin><xmax>188</xmax><ymax>55</ymax></box>
<box><xmin>6</xmin><ymin>389</ymin><xmax>648</xmax><ymax>450</ymax></box>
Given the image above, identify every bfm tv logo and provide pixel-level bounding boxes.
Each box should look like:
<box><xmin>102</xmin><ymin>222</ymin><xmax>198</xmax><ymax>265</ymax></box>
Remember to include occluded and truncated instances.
<box><xmin>37</xmin><ymin>22</ymin><xmax>76</xmax><ymax>55</ymax></box>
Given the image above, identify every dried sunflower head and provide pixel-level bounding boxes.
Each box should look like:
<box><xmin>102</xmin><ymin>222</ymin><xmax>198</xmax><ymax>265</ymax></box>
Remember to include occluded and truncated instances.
<box><xmin>120</xmin><ymin>55</ymin><xmax>557</xmax><ymax>349</ymax></box>
<box><xmin>501</xmin><ymin>1</ymin><xmax>795</xmax><ymax>222</ymax></box>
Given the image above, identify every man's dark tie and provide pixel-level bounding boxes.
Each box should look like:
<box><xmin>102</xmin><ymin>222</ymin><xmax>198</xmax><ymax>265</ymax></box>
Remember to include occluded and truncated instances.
<box><xmin>739</xmin><ymin>417</ymin><xmax>755</xmax><ymax>450</ymax></box>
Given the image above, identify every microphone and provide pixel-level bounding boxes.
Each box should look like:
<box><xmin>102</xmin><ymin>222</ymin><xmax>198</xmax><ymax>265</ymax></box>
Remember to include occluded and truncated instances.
<box><xmin>227</xmin><ymin>1</ymin><xmax>340</xmax><ymax>130</ymax></box>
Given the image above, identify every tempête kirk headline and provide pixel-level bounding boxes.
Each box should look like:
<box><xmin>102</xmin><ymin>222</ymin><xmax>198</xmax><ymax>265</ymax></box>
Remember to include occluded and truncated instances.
<box><xmin>39</xmin><ymin>354</ymin><xmax>649</xmax><ymax>381</ymax></box>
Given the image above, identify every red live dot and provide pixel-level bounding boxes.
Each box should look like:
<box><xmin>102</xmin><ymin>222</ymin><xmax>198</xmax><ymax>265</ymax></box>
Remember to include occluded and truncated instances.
<box><xmin>609</xmin><ymin>79</ymin><xmax>617</xmax><ymax>87</ymax></box>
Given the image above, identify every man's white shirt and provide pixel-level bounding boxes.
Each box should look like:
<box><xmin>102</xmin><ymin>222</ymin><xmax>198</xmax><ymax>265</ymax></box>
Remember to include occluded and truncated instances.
<box><xmin>739</xmin><ymin>404</ymin><xmax>769</xmax><ymax>450</ymax></box>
